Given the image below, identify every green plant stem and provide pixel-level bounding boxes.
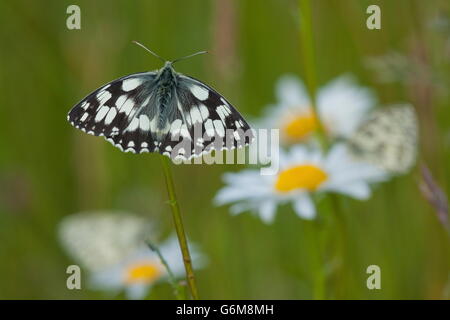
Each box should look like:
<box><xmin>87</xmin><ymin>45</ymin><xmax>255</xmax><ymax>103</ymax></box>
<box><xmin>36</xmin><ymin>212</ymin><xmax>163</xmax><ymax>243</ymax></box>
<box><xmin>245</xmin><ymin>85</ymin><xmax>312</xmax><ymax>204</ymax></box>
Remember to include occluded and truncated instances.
<box><xmin>298</xmin><ymin>0</ymin><xmax>328</xmax><ymax>151</ymax></box>
<box><xmin>159</xmin><ymin>155</ymin><xmax>199</xmax><ymax>300</ymax></box>
<box><xmin>146</xmin><ymin>241</ymin><xmax>185</xmax><ymax>300</ymax></box>
<box><xmin>298</xmin><ymin>0</ymin><xmax>349</xmax><ymax>299</ymax></box>
<box><xmin>298</xmin><ymin>0</ymin><xmax>328</xmax><ymax>300</ymax></box>
<box><xmin>309</xmin><ymin>220</ymin><xmax>327</xmax><ymax>299</ymax></box>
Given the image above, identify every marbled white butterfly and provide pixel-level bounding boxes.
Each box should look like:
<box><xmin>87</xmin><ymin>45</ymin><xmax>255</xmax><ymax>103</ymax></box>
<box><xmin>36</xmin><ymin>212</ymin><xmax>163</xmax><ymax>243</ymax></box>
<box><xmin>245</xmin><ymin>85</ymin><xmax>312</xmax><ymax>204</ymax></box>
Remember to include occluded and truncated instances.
<box><xmin>68</xmin><ymin>42</ymin><xmax>253</xmax><ymax>161</ymax></box>
<box><xmin>348</xmin><ymin>104</ymin><xmax>418</xmax><ymax>174</ymax></box>
<box><xmin>59</xmin><ymin>212</ymin><xmax>151</xmax><ymax>271</ymax></box>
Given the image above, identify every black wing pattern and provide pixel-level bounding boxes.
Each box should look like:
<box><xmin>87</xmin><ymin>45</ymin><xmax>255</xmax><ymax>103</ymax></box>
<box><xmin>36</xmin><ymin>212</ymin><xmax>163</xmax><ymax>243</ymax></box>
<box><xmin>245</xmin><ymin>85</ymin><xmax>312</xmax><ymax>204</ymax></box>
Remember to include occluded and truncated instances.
<box><xmin>67</xmin><ymin>72</ymin><xmax>161</xmax><ymax>153</ymax></box>
<box><xmin>68</xmin><ymin>72</ymin><xmax>254</xmax><ymax>160</ymax></box>
<box><xmin>159</xmin><ymin>74</ymin><xmax>254</xmax><ymax>160</ymax></box>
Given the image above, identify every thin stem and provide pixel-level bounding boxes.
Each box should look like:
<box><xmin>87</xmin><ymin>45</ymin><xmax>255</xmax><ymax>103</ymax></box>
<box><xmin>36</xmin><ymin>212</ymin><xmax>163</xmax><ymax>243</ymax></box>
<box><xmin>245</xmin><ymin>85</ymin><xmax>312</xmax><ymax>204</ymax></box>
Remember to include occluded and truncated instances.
<box><xmin>146</xmin><ymin>241</ymin><xmax>185</xmax><ymax>300</ymax></box>
<box><xmin>159</xmin><ymin>155</ymin><xmax>199</xmax><ymax>300</ymax></box>
<box><xmin>308</xmin><ymin>220</ymin><xmax>327</xmax><ymax>299</ymax></box>
<box><xmin>298</xmin><ymin>0</ymin><xmax>328</xmax><ymax>150</ymax></box>
<box><xmin>298</xmin><ymin>0</ymin><xmax>349</xmax><ymax>299</ymax></box>
<box><xmin>298</xmin><ymin>0</ymin><xmax>329</xmax><ymax>300</ymax></box>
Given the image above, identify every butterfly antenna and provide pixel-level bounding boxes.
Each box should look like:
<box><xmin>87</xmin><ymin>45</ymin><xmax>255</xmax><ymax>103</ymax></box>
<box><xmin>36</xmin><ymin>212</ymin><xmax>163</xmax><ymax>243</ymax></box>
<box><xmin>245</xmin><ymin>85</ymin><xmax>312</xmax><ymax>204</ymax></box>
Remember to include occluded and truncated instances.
<box><xmin>132</xmin><ymin>41</ymin><xmax>166</xmax><ymax>63</ymax></box>
<box><xmin>172</xmin><ymin>50</ymin><xmax>208</xmax><ymax>64</ymax></box>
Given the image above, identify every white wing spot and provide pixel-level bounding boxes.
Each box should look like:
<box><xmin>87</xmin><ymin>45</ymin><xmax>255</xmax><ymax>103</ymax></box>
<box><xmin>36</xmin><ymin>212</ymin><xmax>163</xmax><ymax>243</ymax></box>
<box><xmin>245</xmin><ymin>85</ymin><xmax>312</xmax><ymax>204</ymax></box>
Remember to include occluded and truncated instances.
<box><xmin>128</xmin><ymin>117</ymin><xmax>139</xmax><ymax>131</ymax></box>
<box><xmin>216</xmin><ymin>105</ymin><xmax>228</xmax><ymax>122</ymax></box>
<box><xmin>119</xmin><ymin>99</ymin><xmax>135</xmax><ymax>116</ymax></box>
<box><xmin>199</xmin><ymin>104</ymin><xmax>209</xmax><ymax>120</ymax></box>
<box><xmin>170</xmin><ymin>119</ymin><xmax>183</xmax><ymax>137</ymax></box>
<box><xmin>139</xmin><ymin>115</ymin><xmax>150</xmax><ymax>131</ymax></box>
<box><xmin>80</xmin><ymin>112</ymin><xmax>89</xmax><ymax>122</ymax></box>
<box><xmin>122</xmin><ymin>78</ymin><xmax>143</xmax><ymax>91</ymax></box>
<box><xmin>115</xmin><ymin>95</ymin><xmax>127</xmax><ymax>108</ymax></box>
<box><xmin>205</xmin><ymin>119</ymin><xmax>215</xmax><ymax>136</ymax></box>
<box><xmin>220</xmin><ymin>100</ymin><xmax>231</xmax><ymax>114</ymax></box>
<box><xmin>184</xmin><ymin>112</ymin><xmax>192</xmax><ymax>126</ymax></box>
<box><xmin>95</xmin><ymin>106</ymin><xmax>110</xmax><ymax>122</ymax></box>
<box><xmin>149</xmin><ymin>117</ymin><xmax>158</xmax><ymax>132</ymax></box>
<box><xmin>97</xmin><ymin>91</ymin><xmax>112</xmax><ymax>106</ymax></box>
<box><xmin>190</xmin><ymin>107</ymin><xmax>203</xmax><ymax>124</ymax></box>
<box><xmin>190</xmin><ymin>85</ymin><xmax>209</xmax><ymax>101</ymax></box>
<box><xmin>213</xmin><ymin>120</ymin><xmax>225</xmax><ymax>137</ymax></box>
<box><xmin>180</xmin><ymin>124</ymin><xmax>190</xmax><ymax>138</ymax></box>
<box><xmin>81</xmin><ymin>102</ymin><xmax>89</xmax><ymax>110</ymax></box>
<box><xmin>105</xmin><ymin>108</ymin><xmax>117</xmax><ymax>125</ymax></box>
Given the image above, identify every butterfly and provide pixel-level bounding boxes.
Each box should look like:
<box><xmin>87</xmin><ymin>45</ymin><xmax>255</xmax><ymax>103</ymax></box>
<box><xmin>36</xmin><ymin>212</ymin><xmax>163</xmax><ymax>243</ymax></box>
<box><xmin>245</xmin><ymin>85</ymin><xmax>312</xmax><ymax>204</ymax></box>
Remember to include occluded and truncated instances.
<box><xmin>58</xmin><ymin>211</ymin><xmax>152</xmax><ymax>271</ymax></box>
<box><xmin>67</xmin><ymin>42</ymin><xmax>254</xmax><ymax>161</ymax></box>
<box><xmin>348</xmin><ymin>104</ymin><xmax>418</xmax><ymax>174</ymax></box>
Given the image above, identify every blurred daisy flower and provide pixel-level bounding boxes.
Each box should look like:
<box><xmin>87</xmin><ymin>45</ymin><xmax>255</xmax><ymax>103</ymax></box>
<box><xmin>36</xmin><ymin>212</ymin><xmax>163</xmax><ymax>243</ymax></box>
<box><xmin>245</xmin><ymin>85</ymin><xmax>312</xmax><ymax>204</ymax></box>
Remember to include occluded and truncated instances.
<box><xmin>58</xmin><ymin>211</ymin><xmax>205</xmax><ymax>299</ymax></box>
<box><xmin>259</xmin><ymin>74</ymin><xmax>375</xmax><ymax>144</ymax></box>
<box><xmin>214</xmin><ymin>144</ymin><xmax>387</xmax><ymax>223</ymax></box>
<box><xmin>88</xmin><ymin>236</ymin><xmax>199</xmax><ymax>299</ymax></box>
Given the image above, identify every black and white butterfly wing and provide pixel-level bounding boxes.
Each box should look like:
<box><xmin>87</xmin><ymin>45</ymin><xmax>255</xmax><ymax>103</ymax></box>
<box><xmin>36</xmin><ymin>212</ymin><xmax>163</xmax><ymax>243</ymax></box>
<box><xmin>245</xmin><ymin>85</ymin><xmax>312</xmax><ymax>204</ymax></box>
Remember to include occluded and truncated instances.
<box><xmin>68</xmin><ymin>72</ymin><xmax>163</xmax><ymax>153</ymax></box>
<box><xmin>160</xmin><ymin>74</ymin><xmax>254</xmax><ymax>160</ymax></box>
<box><xmin>68</xmin><ymin>70</ymin><xmax>254</xmax><ymax>160</ymax></box>
<box><xmin>348</xmin><ymin>104</ymin><xmax>418</xmax><ymax>174</ymax></box>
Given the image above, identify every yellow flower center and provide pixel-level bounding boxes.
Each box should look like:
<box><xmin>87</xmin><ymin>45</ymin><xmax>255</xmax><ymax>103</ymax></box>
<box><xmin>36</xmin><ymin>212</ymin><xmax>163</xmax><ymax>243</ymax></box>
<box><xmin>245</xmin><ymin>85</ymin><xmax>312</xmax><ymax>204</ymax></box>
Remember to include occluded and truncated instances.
<box><xmin>275</xmin><ymin>164</ymin><xmax>328</xmax><ymax>192</ymax></box>
<box><xmin>125</xmin><ymin>261</ymin><xmax>163</xmax><ymax>285</ymax></box>
<box><xmin>283</xmin><ymin>112</ymin><xmax>318</xmax><ymax>141</ymax></box>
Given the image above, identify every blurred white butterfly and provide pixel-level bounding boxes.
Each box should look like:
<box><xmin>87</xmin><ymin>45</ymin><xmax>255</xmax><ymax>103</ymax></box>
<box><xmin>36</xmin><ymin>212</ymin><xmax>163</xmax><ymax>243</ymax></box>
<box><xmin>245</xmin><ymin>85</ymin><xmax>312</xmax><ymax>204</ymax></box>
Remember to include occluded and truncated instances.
<box><xmin>348</xmin><ymin>104</ymin><xmax>418</xmax><ymax>174</ymax></box>
<box><xmin>58</xmin><ymin>212</ymin><xmax>152</xmax><ymax>271</ymax></box>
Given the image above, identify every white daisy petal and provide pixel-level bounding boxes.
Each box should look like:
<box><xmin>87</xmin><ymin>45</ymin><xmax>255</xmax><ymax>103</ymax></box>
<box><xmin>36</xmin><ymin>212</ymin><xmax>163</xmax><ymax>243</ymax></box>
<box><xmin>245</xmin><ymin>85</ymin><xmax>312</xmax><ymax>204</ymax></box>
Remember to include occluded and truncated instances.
<box><xmin>229</xmin><ymin>202</ymin><xmax>253</xmax><ymax>215</ymax></box>
<box><xmin>214</xmin><ymin>136</ymin><xmax>387</xmax><ymax>223</ymax></box>
<box><xmin>293</xmin><ymin>195</ymin><xmax>316</xmax><ymax>219</ymax></box>
<box><xmin>259</xmin><ymin>74</ymin><xmax>376</xmax><ymax>145</ymax></box>
<box><xmin>317</xmin><ymin>75</ymin><xmax>375</xmax><ymax>138</ymax></box>
<box><xmin>125</xmin><ymin>283</ymin><xmax>152</xmax><ymax>300</ymax></box>
<box><xmin>327</xmin><ymin>182</ymin><xmax>371</xmax><ymax>200</ymax></box>
<box><xmin>276</xmin><ymin>75</ymin><xmax>310</xmax><ymax>107</ymax></box>
<box><xmin>258</xmin><ymin>200</ymin><xmax>277</xmax><ymax>224</ymax></box>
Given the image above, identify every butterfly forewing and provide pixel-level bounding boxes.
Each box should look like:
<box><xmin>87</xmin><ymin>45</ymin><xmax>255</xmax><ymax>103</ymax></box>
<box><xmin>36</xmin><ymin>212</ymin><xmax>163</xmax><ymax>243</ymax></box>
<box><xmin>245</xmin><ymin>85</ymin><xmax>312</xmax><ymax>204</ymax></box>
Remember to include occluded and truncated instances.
<box><xmin>68</xmin><ymin>72</ymin><xmax>160</xmax><ymax>151</ymax></box>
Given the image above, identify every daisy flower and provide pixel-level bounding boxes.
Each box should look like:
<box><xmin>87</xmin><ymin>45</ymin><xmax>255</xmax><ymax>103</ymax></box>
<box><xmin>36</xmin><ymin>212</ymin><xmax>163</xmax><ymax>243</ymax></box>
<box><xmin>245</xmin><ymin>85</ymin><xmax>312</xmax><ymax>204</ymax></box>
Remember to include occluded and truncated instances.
<box><xmin>214</xmin><ymin>144</ymin><xmax>388</xmax><ymax>223</ymax></box>
<box><xmin>89</xmin><ymin>236</ymin><xmax>202</xmax><ymax>299</ymax></box>
<box><xmin>58</xmin><ymin>212</ymin><xmax>205</xmax><ymax>299</ymax></box>
<box><xmin>260</xmin><ymin>74</ymin><xmax>375</xmax><ymax>144</ymax></box>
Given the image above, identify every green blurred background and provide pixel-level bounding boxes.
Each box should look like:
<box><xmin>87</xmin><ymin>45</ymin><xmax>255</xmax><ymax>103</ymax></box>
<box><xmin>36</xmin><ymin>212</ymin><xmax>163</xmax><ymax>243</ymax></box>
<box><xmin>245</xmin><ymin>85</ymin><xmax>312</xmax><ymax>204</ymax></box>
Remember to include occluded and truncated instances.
<box><xmin>0</xmin><ymin>0</ymin><xmax>449</xmax><ymax>299</ymax></box>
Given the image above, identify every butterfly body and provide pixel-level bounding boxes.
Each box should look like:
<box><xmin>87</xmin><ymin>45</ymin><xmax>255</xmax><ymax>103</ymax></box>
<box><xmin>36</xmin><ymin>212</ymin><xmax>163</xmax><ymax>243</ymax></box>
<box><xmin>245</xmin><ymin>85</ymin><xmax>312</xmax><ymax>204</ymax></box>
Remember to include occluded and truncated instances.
<box><xmin>68</xmin><ymin>58</ymin><xmax>253</xmax><ymax>160</ymax></box>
